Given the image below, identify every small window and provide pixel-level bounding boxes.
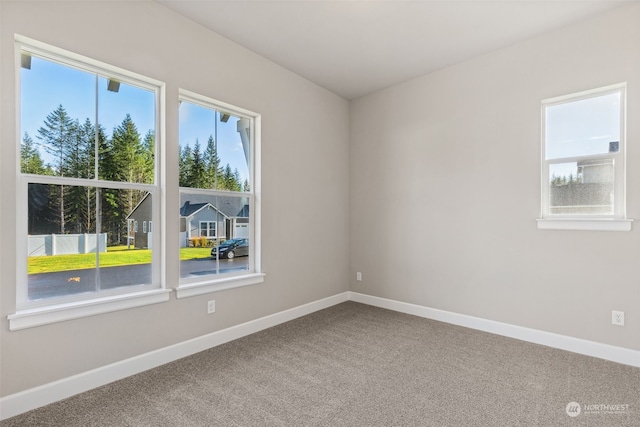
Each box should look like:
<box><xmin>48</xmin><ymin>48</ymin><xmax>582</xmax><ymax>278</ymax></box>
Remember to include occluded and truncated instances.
<box><xmin>199</xmin><ymin>221</ymin><xmax>216</xmax><ymax>238</ymax></box>
<box><xmin>143</xmin><ymin>221</ymin><xmax>147</xmax><ymax>234</ymax></box>
<box><xmin>539</xmin><ymin>83</ymin><xmax>631</xmax><ymax>231</ymax></box>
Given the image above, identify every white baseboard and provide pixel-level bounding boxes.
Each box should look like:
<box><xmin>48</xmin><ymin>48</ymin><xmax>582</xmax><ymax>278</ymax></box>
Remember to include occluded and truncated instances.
<box><xmin>2</xmin><ymin>290</ymin><xmax>638</xmax><ymax>421</ymax></box>
<box><xmin>0</xmin><ymin>292</ymin><xmax>350</xmax><ymax>421</ymax></box>
<box><xmin>348</xmin><ymin>291</ymin><xmax>640</xmax><ymax>368</ymax></box>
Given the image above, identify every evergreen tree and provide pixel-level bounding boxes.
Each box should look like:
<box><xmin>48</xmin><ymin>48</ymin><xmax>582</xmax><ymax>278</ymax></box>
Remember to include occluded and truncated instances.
<box><xmin>233</xmin><ymin>169</ymin><xmax>242</xmax><ymax>192</ymax></box>
<box><xmin>64</xmin><ymin>118</ymin><xmax>97</xmax><ymax>233</ymax></box>
<box><xmin>203</xmin><ymin>135</ymin><xmax>222</xmax><ymax>190</ymax></box>
<box><xmin>107</xmin><ymin>115</ymin><xmax>147</xmax><ymax>243</ymax></box>
<box><xmin>37</xmin><ymin>105</ymin><xmax>75</xmax><ymax>233</ymax></box>
<box><xmin>188</xmin><ymin>139</ymin><xmax>206</xmax><ymax>188</ymax></box>
<box><xmin>222</xmin><ymin>164</ymin><xmax>240</xmax><ymax>191</ymax></box>
<box><xmin>142</xmin><ymin>130</ymin><xmax>155</xmax><ymax>184</ymax></box>
<box><xmin>21</xmin><ymin>133</ymin><xmax>48</xmax><ymax>175</ymax></box>
<box><xmin>179</xmin><ymin>144</ymin><xmax>193</xmax><ymax>187</ymax></box>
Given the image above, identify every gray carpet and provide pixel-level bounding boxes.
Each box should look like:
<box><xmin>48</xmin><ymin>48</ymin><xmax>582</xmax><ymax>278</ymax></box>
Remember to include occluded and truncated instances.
<box><xmin>2</xmin><ymin>301</ymin><xmax>639</xmax><ymax>426</ymax></box>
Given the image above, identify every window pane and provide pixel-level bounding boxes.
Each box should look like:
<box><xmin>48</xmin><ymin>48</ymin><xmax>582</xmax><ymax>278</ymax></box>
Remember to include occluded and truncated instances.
<box><xmin>21</xmin><ymin>55</ymin><xmax>96</xmax><ymax>178</ymax></box>
<box><xmin>545</xmin><ymin>91</ymin><xmax>621</xmax><ymax>160</ymax></box>
<box><xmin>179</xmin><ymin>192</ymin><xmax>250</xmax><ymax>279</ymax></box>
<box><xmin>217</xmin><ymin>114</ymin><xmax>250</xmax><ymax>192</ymax></box>
<box><xmin>27</xmin><ymin>184</ymin><xmax>152</xmax><ymax>301</ymax></box>
<box><xmin>99</xmin><ymin>189</ymin><xmax>152</xmax><ymax>289</ymax></box>
<box><xmin>549</xmin><ymin>161</ymin><xmax>614</xmax><ymax>215</ymax></box>
<box><xmin>179</xmin><ymin>101</ymin><xmax>250</xmax><ymax>192</ymax></box>
<box><xmin>98</xmin><ymin>77</ymin><xmax>156</xmax><ymax>184</ymax></box>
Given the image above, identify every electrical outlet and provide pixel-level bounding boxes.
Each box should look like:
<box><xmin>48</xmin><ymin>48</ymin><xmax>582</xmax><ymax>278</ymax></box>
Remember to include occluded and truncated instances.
<box><xmin>356</xmin><ymin>272</ymin><xmax>362</xmax><ymax>281</ymax></box>
<box><xmin>207</xmin><ymin>300</ymin><xmax>216</xmax><ymax>314</ymax></box>
<box><xmin>612</xmin><ymin>310</ymin><xmax>624</xmax><ymax>326</ymax></box>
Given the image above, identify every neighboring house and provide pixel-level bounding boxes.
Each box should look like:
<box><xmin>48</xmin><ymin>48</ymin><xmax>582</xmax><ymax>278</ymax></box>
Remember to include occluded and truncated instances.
<box><xmin>126</xmin><ymin>193</ymin><xmax>249</xmax><ymax>249</ymax></box>
<box><xmin>125</xmin><ymin>193</ymin><xmax>153</xmax><ymax>249</ymax></box>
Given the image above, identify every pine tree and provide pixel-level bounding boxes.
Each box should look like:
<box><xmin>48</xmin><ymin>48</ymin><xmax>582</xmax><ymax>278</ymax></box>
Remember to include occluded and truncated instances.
<box><xmin>203</xmin><ymin>135</ymin><xmax>222</xmax><ymax>190</ymax></box>
<box><xmin>21</xmin><ymin>132</ymin><xmax>48</xmax><ymax>175</ymax></box>
<box><xmin>179</xmin><ymin>144</ymin><xmax>193</xmax><ymax>187</ymax></box>
<box><xmin>142</xmin><ymin>130</ymin><xmax>155</xmax><ymax>184</ymax></box>
<box><xmin>222</xmin><ymin>163</ymin><xmax>240</xmax><ymax>191</ymax></box>
<box><xmin>37</xmin><ymin>105</ymin><xmax>75</xmax><ymax>233</ymax></box>
<box><xmin>64</xmin><ymin>118</ymin><xmax>97</xmax><ymax>233</ymax></box>
<box><xmin>185</xmin><ymin>139</ymin><xmax>204</xmax><ymax>188</ymax></box>
<box><xmin>108</xmin><ymin>115</ymin><xmax>147</xmax><ymax>244</ymax></box>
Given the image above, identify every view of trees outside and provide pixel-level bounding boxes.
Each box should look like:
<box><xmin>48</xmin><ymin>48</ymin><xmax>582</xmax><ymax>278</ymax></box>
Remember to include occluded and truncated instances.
<box><xmin>22</xmin><ymin>106</ymin><xmax>154</xmax><ymax>245</ymax></box>
<box><xmin>20</xmin><ymin>51</ymin><xmax>159</xmax><ymax>302</ymax></box>
<box><xmin>178</xmin><ymin>99</ymin><xmax>253</xmax><ymax>280</ymax></box>
<box><xmin>178</xmin><ymin>134</ymin><xmax>248</xmax><ymax>192</ymax></box>
<box><xmin>19</xmin><ymin>50</ymin><xmax>254</xmax><ymax>301</ymax></box>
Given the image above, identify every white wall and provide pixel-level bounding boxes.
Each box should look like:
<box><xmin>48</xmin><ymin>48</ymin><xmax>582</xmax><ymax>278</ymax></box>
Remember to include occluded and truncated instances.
<box><xmin>0</xmin><ymin>1</ymin><xmax>349</xmax><ymax>396</ymax></box>
<box><xmin>350</xmin><ymin>4</ymin><xmax>640</xmax><ymax>351</ymax></box>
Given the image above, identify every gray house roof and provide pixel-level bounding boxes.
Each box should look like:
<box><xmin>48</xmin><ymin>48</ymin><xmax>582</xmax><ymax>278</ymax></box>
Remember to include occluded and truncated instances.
<box><xmin>179</xmin><ymin>201</ymin><xmax>211</xmax><ymax>217</ymax></box>
<box><xmin>127</xmin><ymin>192</ymin><xmax>250</xmax><ymax>221</ymax></box>
<box><xmin>180</xmin><ymin>196</ymin><xmax>249</xmax><ymax>219</ymax></box>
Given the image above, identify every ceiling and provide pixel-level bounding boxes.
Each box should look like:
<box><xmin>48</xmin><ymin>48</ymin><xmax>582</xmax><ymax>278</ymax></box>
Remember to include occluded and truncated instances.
<box><xmin>157</xmin><ymin>0</ymin><xmax>629</xmax><ymax>100</ymax></box>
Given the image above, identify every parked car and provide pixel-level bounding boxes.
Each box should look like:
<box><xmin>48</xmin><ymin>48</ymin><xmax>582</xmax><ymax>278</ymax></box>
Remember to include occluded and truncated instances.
<box><xmin>211</xmin><ymin>238</ymin><xmax>249</xmax><ymax>259</ymax></box>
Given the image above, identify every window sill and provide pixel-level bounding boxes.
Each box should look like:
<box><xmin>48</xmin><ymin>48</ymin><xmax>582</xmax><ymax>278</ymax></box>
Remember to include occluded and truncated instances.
<box><xmin>175</xmin><ymin>273</ymin><xmax>266</xmax><ymax>299</ymax></box>
<box><xmin>537</xmin><ymin>218</ymin><xmax>633</xmax><ymax>231</ymax></box>
<box><xmin>7</xmin><ymin>289</ymin><xmax>171</xmax><ymax>331</ymax></box>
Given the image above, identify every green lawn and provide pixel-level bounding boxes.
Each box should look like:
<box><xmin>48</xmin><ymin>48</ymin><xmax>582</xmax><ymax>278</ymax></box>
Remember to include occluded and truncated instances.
<box><xmin>28</xmin><ymin>246</ymin><xmax>213</xmax><ymax>274</ymax></box>
<box><xmin>180</xmin><ymin>247</ymin><xmax>212</xmax><ymax>261</ymax></box>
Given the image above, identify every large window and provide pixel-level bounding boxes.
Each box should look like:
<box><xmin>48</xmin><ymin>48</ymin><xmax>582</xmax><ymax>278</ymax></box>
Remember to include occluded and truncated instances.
<box><xmin>10</xmin><ymin>36</ymin><xmax>168</xmax><ymax>329</ymax></box>
<box><xmin>539</xmin><ymin>83</ymin><xmax>630</xmax><ymax>231</ymax></box>
<box><xmin>177</xmin><ymin>90</ymin><xmax>262</xmax><ymax>297</ymax></box>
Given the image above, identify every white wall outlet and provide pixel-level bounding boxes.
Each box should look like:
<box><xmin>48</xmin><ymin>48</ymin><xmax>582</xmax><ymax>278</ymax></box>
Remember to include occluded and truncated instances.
<box><xmin>356</xmin><ymin>272</ymin><xmax>362</xmax><ymax>281</ymax></box>
<box><xmin>207</xmin><ymin>300</ymin><xmax>216</xmax><ymax>314</ymax></box>
<box><xmin>612</xmin><ymin>310</ymin><xmax>624</xmax><ymax>326</ymax></box>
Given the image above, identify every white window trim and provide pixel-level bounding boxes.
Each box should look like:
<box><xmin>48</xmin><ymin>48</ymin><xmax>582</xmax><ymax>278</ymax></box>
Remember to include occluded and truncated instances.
<box><xmin>8</xmin><ymin>289</ymin><xmax>171</xmax><ymax>331</ymax></box>
<box><xmin>11</xmin><ymin>35</ymin><xmax>167</xmax><ymax>327</ymax></box>
<box><xmin>537</xmin><ymin>218</ymin><xmax>632</xmax><ymax>231</ymax></box>
<box><xmin>538</xmin><ymin>83</ymin><xmax>631</xmax><ymax>231</ymax></box>
<box><xmin>175</xmin><ymin>273</ymin><xmax>265</xmax><ymax>299</ymax></box>
<box><xmin>176</xmin><ymin>89</ymin><xmax>263</xmax><ymax>297</ymax></box>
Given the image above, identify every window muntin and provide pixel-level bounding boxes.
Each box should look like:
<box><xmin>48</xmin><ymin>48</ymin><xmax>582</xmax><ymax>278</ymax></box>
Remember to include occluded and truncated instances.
<box><xmin>541</xmin><ymin>84</ymin><xmax>625</xmax><ymax>220</ymax></box>
<box><xmin>18</xmin><ymin>40</ymin><xmax>161</xmax><ymax>309</ymax></box>
<box><xmin>178</xmin><ymin>92</ymin><xmax>258</xmax><ymax>286</ymax></box>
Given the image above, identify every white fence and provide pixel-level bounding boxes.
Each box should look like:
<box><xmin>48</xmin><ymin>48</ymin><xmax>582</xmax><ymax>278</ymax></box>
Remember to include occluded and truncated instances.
<box><xmin>28</xmin><ymin>233</ymin><xmax>108</xmax><ymax>257</ymax></box>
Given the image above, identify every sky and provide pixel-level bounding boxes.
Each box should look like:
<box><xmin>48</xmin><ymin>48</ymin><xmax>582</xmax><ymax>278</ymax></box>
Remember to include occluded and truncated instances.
<box><xmin>545</xmin><ymin>91</ymin><xmax>621</xmax><ymax>181</ymax></box>
<box><xmin>178</xmin><ymin>101</ymin><xmax>250</xmax><ymax>185</ymax></box>
<box><xmin>21</xmin><ymin>55</ymin><xmax>249</xmax><ymax>184</ymax></box>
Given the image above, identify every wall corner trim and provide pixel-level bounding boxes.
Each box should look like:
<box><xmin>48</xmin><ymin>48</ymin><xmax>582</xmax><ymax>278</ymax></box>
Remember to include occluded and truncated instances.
<box><xmin>2</xmin><ymin>290</ymin><xmax>638</xmax><ymax>421</ymax></box>
<box><xmin>348</xmin><ymin>291</ymin><xmax>640</xmax><ymax>368</ymax></box>
<box><xmin>0</xmin><ymin>292</ymin><xmax>350</xmax><ymax>421</ymax></box>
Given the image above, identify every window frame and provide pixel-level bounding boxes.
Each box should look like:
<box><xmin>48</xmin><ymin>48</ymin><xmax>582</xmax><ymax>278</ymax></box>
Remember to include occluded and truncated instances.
<box><xmin>175</xmin><ymin>90</ymin><xmax>264</xmax><ymax>298</ymax></box>
<box><xmin>199</xmin><ymin>220</ymin><xmax>216</xmax><ymax>238</ymax></box>
<box><xmin>538</xmin><ymin>83</ymin><xmax>632</xmax><ymax>231</ymax></box>
<box><xmin>9</xmin><ymin>35</ymin><xmax>169</xmax><ymax>330</ymax></box>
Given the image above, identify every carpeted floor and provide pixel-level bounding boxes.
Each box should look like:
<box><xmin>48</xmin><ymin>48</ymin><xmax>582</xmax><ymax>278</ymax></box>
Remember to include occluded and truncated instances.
<box><xmin>2</xmin><ymin>301</ymin><xmax>639</xmax><ymax>426</ymax></box>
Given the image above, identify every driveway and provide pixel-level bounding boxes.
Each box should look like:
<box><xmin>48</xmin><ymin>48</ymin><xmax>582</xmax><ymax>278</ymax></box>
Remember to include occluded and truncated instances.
<box><xmin>27</xmin><ymin>257</ymin><xmax>250</xmax><ymax>301</ymax></box>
